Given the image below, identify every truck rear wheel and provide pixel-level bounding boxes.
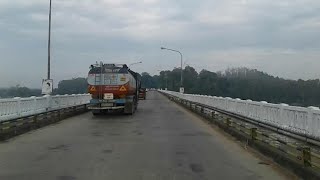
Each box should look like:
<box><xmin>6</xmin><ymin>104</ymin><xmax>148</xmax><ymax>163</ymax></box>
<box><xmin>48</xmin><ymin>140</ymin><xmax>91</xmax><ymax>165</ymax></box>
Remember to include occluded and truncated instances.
<box><xmin>124</xmin><ymin>102</ymin><xmax>135</xmax><ymax>115</ymax></box>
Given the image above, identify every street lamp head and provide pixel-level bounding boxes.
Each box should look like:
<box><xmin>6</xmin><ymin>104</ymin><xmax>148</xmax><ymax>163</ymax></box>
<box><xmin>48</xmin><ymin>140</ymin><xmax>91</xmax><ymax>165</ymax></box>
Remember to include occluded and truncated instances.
<box><xmin>161</xmin><ymin>47</ymin><xmax>165</xmax><ymax>50</ymax></box>
<box><xmin>129</xmin><ymin>61</ymin><xmax>142</xmax><ymax>66</ymax></box>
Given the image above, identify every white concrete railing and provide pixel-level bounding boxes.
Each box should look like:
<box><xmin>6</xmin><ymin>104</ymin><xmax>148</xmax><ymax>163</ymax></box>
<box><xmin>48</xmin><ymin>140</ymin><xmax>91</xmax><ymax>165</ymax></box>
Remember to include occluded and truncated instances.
<box><xmin>0</xmin><ymin>94</ymin><xmax>91</xmax><ymax>122</ymax></box>
<box><xmin>159</xmin><ymin>90</ymin><xmax>320</xmax><ymax>140</ymax></box>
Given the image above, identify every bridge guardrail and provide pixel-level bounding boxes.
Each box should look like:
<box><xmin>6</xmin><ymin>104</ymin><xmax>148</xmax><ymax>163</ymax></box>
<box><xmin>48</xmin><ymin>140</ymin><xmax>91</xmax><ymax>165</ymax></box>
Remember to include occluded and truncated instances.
<box><xmin>159</xmin><ymin>90</ymin><xmax>320</xmax><ymax>178</ymax></box>
<box><xmin>159</xmin><ymin>90</ymin><xmax>320</xmax><ymax>141</ymax></box>
<box><xmin>0</xmin><ymin>94</ymin><xmax>91</xmax><ymax>122</ymax></box>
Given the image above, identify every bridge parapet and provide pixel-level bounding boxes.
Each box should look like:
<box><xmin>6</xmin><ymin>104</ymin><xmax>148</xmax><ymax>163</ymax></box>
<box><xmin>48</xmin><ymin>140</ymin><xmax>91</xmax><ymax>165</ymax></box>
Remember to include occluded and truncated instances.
<box><xmin>0</xmin><ymin>94</ymin><xmax>91</xmax><ymax>121</ymax></box>
<box><xmin>159</xmin><ymin>90</ymin><xmax>320</xmax><ymax>140</ymax></box>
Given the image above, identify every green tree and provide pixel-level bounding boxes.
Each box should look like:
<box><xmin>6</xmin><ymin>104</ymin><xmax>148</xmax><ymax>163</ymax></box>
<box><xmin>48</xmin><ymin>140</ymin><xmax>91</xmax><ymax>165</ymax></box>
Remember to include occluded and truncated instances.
<box><xmin>54</xmin><ymin>78</ymin><xmax>88</xmax><ymax>95</ymax></box>
<box><xmin>183</xmin><ymin>66</ymin><xmax>198</xmax><ymax>93</ymax></box>
<box><xmin>0</xmin><ymin>85</ymin><xmax>41</xmax><ymax>98</ymax></box>
<box><xmin>141</xmin><ymin>72</ymin><xmax>158</xmax><ymax>88</ymax></box>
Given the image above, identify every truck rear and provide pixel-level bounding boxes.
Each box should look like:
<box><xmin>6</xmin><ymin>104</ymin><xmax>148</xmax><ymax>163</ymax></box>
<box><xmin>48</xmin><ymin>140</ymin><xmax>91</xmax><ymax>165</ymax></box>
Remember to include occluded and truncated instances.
<box><xmin>138</xmin><ymin>88</ymin><xmax>146</xmax><ymax>100</ymax></box>
<box><xmin>87</xmin><ymin>63</ymin><xmax>141</xmax><ymax>115</ymax></box>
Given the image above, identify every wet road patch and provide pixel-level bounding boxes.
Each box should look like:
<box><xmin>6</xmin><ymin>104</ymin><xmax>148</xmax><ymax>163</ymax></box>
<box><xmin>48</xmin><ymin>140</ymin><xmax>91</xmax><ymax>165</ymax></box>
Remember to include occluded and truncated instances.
<box><xmin>48</xmin><ymin>144</ymin><xmax>69</xmax><ymax>151</ymax></box>
<box><xmin>92</xmin><ymin>132</ymin><xmax>103</xmax><ymax>137</ymax></box>
<box><xmin>132</xmin><ymin>130</ymin><xmax>143</xmax><ymax>135</ymax></box>
<box><xmin>56</xmin><ymin>175</ymin><xmax>76</xmax><ymax>180</ymax></box>
<box><xmin>181</xmin><ymin>131</ymin><xmax>211</xmax><ymax>137</ymax></box>
<box><xmin>189</xmin><ymin>163</ymin><xmax>204</xmax><ymax>173</ymax></box>
<box><xmin>175</xmin><ymin>151</ymin><xmax>187</xmax><ymax>155</ymax></box>
<box><xmin>108</xmin><ymin>133</ymin><xmax>121</xmax><ymax>136</ymax></box>
<box><xmin>102</xmin><ymin>149</ymin><xmax>113</xmax><ymax>154</ymax></box>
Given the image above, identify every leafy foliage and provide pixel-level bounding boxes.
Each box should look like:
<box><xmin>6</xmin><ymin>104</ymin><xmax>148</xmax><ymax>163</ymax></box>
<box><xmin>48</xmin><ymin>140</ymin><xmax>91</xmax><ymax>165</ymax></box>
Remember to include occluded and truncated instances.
<box><xmin>1</xmin><ymin>67</ymin><xmax>320</xmax><ymax>108</ymax></box>
<box><xmin>53</xmin><ymin>78</ymin><xmax>88</xmax><ymax>95</ymax></box>
<box><xmin>0</xmin><ymin>85</ymin><xmax>41</xmax><ymax>98</ymax></box>
<box><xmin>157</xmin><ymin>67</ymin><xmax>320</xmax><ymax>107</ymax></box>
<box><xmin>0</xmin><ymin>78</ymin><xmax>88</xmax><ymax>98</ymax></box>
<box><xmin>141</xmin><ymin>72</ymin><xmax>158</xmax><ymax>88</ymax></box>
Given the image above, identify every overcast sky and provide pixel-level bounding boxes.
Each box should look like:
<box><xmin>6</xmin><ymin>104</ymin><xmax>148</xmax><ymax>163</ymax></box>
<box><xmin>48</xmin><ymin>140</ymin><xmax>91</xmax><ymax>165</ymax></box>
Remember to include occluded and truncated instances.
<box><xmin>1</xmin><ymin>0</ymin><xmax>320</xmax><ymax>88</ymax></box>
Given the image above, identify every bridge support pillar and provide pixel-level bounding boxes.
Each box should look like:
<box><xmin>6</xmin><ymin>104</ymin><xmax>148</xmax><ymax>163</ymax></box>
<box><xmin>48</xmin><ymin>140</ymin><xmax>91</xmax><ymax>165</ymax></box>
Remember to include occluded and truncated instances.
<box><xmin>211</xmin><ymin>111</ymin><xmax>215</xmax><ymax>119</ymax></box>
<box><xmin>301</xmin><ymin>146</ymin><xmax>311</xmax><ymax>167</ymax></box>
<box><xmin>250</xmin><ymin>128</ymin><xmax>257</xmax><ymax>140</ymax></box>
<box><xmin>225</xmin><ymin>118</ymin><xmax>231</xmax><ymax>127</ymax></box>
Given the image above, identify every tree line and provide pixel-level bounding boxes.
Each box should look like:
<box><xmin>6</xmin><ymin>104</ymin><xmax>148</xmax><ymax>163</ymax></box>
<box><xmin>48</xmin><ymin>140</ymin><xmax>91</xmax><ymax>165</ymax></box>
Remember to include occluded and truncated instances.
<box><xmin>1</xmin><ymin>67</ymin><xmax>319</xmax><ymax>107</ymax></box>
<box><xmin>0</xmin><ymin>78</ymin><xmax>87</xmax><ymax>98</ymax></box>
<box><xmin>144</xmin><ymin>66</ymin><xmax>320</xmax><ymax>107</ymax></box>
<box><xmin>0</xmin><ymin>85</ymin><xmax>41</xmax><ymax>98</ymax></box>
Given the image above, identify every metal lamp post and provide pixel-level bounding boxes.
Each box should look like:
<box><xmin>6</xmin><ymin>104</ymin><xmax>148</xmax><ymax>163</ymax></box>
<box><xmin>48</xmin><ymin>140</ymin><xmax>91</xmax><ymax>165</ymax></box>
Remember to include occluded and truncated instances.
<box><xmin>47</xmin><ymin>0</ymin><xmax>52</xmax><ymax>80</ymax></box>
<box><xmin>160</xmin><ymin>47</ymin><xmax>184</xmax><ymax>93</ymax></box>
<box><xmin>42</xmin><ymin>0</ymin><xmax>53</xmax><ymax>95</ymax></box>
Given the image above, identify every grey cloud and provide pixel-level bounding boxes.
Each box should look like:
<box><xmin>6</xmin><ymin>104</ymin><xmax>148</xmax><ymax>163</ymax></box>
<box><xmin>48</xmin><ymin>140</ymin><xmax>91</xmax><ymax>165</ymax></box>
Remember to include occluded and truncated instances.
<box><xmin>0</xmin><ymin>0</ymin><xmax>320</xmax><ymax>88</ymax></box>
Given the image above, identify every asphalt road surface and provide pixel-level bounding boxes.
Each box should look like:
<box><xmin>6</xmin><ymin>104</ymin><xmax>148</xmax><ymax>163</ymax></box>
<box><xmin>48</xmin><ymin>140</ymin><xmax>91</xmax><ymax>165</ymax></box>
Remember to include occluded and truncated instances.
<box><xmin>0</xmin><ymin>91</ymin><xmax>289</xmax><ymax>180</ymax></box>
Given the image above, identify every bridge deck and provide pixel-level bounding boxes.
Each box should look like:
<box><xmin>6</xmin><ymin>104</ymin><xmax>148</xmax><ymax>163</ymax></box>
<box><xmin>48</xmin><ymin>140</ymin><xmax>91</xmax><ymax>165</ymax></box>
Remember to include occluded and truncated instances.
<box><xmin>0</xmin><ymin>91</ymin><xmax>289</xmax><ymax>180</ymax></box>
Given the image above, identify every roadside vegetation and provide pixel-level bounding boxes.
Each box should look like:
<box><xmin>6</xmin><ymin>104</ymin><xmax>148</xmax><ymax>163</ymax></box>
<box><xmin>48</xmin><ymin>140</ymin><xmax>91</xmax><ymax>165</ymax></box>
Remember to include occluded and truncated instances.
<box><xmin>1</xmin><ymin>67</ymin><xmax>319</xmax><ymax>107</ymax></box>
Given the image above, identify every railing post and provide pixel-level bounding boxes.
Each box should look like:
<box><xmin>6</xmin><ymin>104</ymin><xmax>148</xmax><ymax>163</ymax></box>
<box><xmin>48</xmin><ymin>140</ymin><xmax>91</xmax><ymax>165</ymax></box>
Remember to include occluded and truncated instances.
<box><xmin>13</xmin><ymin>97</ymin><xmax>21</xmax><ymax>117</ymax></box>
<box><xmin>72</xmin><ymin>94</ymin><xmax>76</xmax><ymax>106</ymax></box>
<box><xmin>57</xmin><ymin>95</ymin><xmax>61</xmax><ymax>109</ymax></box>
<box><xmin>279</xmin><ymin>103</ymin><xmax>288</xmax><ymax>130</ymax></box>
<box><xmin>31</xmin><ymin>96</ymin><xmax>37</xmax><ymax>114</ymax></box>
<box><xmin>44</xmin><ymin>95</ymin><xmax>51</xmax><ymax>111</ymax></box>
<box><xmin>307</xmin><ymin>107</ymin><xmax>317</xmax><ymax>138</ymax></box>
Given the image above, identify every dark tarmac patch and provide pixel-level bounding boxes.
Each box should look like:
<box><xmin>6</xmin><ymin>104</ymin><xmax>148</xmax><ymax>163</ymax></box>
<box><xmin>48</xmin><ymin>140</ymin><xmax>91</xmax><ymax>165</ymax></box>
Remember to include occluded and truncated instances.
<box><xmin>102</xmin><ymin>149</ymin><xmax>113</xmax><ymax>154</ymax></box>
<box><xmin>92</xmin><ymin>132</ymin><xmax>103</xmax><ymax>137</ymax></box>
<box><xmin>181</xmin><ymin>131</ymin><xmax>211</xmax><ymax>137</ymax></box>
<box><xmin>99</xmin><ymin>158</ymin><xmax>105</xmax><ymax>162</ymax></box>
<box><xmin>118</xmin><ymin>121</ymin><xmax>134</xmax><ymax>124</ymax></box>
<box><xmin>181</xmin><ymin>133</ymin><xmax>196</xmax><ymax>136</ymax></box>
<box><xmin>175</xmin><ymin>151</ymin><xmax>187</xmax><ymax>155</ymax></box>
<box><xmin>34</xmin><ymin>154</ymin><xmax>48</xmax><ymax>161</ymax></box>
<box><xmin>132</xmin><ymin>130</ymin><xmax>143</xmax><ymax>135</ymax></box>
<box><xmin>258</xmin><ymin>162</ymin><xmax>270</xmax><ymax>165</ymax></box>
<box><xmin>56</xmin><ymin>175</ymin><xmax>76</xmax><ymax>180</ymax></box>
<box><xmin>48</xmin><ymin>144</ymin><xmax>69</xmax><ymax>151</ymax></box>
<box><xmin>108</xmin><ymin>133</ymin><xmax>121</xmax><ymax>136</ymax></box>
<box><xmin>189</xmin><ymin>163</ymin><xmax>204</xmax><ymax>173</ymax></box>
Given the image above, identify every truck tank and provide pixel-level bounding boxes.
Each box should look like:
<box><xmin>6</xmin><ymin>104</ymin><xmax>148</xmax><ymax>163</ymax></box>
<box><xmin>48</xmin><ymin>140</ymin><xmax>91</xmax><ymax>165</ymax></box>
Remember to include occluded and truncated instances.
<box><xmin>87</xmin><ymin>63</ymin><xmax>141</xmax><ymax>115</ymax></box>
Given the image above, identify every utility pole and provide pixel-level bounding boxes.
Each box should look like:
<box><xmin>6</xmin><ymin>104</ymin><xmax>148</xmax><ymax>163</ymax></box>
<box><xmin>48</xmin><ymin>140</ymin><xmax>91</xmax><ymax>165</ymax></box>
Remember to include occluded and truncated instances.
<box><xmin>161</xmin><ymin>47</ymin><xmax>184</xmax><ymax>93</ymax></box>
<box><xmin>42</xmin><ymin>0</ymin><xmax>53</xmax><ymax>95</ymax></box>
<box><xmin>47</xmin><ymin>0</ymin><xmax>52</xmax><ymax>80</ymax></box>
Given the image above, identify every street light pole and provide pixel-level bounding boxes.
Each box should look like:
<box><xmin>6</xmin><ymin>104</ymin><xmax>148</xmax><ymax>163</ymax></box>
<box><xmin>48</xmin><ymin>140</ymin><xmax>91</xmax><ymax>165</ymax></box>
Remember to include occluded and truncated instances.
<box><xmin>41</xmin><ymin>0</ymin><xmax>53</xmax><ymax>95</ymax></box>
<box><xmin>161</xmin><ymin>47</ymin><xmax>184</xmax><ymax>93</ymax></box>
<box><xmin>47</xmin><ymin>0</ymin><xmax>52</xmax><ymax>80</ymax></box>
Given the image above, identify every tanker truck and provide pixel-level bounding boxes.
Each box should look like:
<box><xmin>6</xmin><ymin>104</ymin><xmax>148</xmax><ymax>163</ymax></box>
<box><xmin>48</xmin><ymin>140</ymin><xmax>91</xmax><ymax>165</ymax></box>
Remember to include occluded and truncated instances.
<box><xmin>87</xmin><ymin>62</ymin><xmax>141</xmax><ymax>115</ymax></box>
